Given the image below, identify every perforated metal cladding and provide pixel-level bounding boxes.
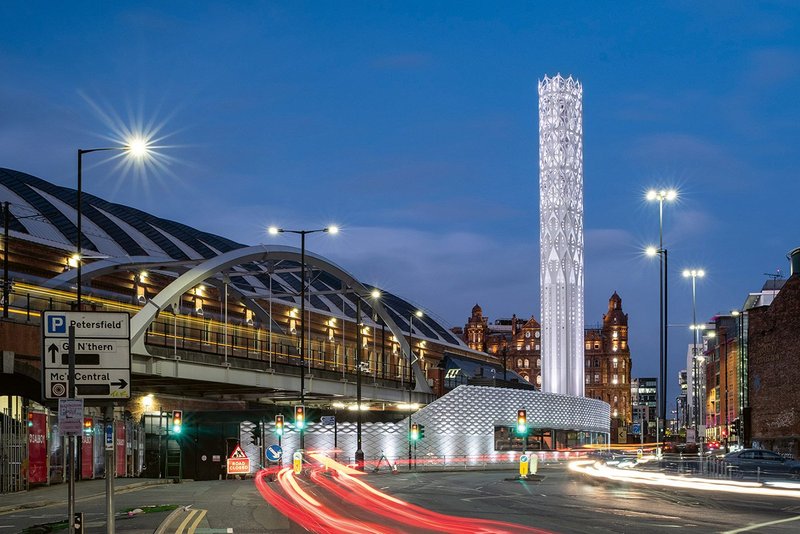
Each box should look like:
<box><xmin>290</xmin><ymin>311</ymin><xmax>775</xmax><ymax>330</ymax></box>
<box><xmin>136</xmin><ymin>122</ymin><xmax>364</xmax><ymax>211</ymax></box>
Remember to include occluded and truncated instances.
<box><xmin>265</xmin><ymin>386</ymin><xmax>608</xmax><ymax>465</ymax></box>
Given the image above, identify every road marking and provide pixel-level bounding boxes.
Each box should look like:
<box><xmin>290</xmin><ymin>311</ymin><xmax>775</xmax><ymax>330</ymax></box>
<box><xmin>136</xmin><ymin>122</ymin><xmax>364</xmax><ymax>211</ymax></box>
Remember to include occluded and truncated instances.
<box><xmin>724</xmin><ymin>515</ymin><xmax>800</xmax><ymax>533</ymax></box>
<box><xmin>187</xmin><ymin>509</ymin><xmax>208</xmax><ymax>533</ymax></box>
<box><xmin>176</xmin><ymin>509</ymin><xmax>200</xmax><ymax>534</ymax></box>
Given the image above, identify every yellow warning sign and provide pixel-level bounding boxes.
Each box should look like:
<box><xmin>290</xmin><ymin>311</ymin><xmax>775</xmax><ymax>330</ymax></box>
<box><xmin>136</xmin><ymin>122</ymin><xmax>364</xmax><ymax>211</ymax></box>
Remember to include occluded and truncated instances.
<box><xmin>229</xmin><ymin>444</ymin><xmax>248</xmax><ymax>459</ymax></box>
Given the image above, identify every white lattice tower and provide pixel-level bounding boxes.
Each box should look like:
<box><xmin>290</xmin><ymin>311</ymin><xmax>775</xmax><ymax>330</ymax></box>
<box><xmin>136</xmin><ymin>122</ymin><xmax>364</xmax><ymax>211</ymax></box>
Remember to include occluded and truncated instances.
<box><xmin>538</xmin><ymin>74</ymin><xmax>585</xmax><ymax>396</ymax></box>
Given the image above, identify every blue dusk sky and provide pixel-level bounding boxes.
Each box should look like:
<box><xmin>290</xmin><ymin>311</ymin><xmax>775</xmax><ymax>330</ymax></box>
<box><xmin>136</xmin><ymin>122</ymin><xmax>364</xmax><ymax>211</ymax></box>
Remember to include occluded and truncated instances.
<box><xmin>2</xmin><ymin>2</ymin><xmax>799</xmax><ymax>403</ymax></box>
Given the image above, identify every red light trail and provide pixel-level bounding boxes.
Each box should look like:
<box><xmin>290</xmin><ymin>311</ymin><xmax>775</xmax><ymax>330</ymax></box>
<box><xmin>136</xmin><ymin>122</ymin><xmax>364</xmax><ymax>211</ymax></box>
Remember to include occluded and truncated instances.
<box><xmin>255</xmin><ymin>456</ymin><xmax>552</xmax><ymax>533</ymax></box>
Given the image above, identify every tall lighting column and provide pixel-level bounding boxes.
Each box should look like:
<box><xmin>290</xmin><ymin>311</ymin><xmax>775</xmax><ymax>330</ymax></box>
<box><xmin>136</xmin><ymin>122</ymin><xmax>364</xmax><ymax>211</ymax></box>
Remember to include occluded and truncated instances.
<box><xmin>268</xmin><ymin>225</ymin><xmax>338</xmax><ymax>450</ymax></box>
<box><xmin>76</xmin><ymin>140</ymin><xmax>150</xmax><ymax>309</ymax></box>
<box><xmin>646</xmin><ymin>188</ymin><xmax>677</xmax><ymax>454</ymax></box>
<box><xmin>408</xmin><ymin>309</ymin><xmax>422</xmax><ymax>470</ymax></box>
<box><xmin>683</xmin><ymin>268</ymin><xmax>705</xmax><ymax>445</ymax></box>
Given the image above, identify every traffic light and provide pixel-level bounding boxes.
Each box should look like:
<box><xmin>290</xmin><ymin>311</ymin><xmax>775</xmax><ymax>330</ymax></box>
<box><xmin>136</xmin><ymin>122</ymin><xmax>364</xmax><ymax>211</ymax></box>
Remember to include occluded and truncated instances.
<box><xmin>172</xmin><ymin>410</ymin><xmax>183</xmax><ymax>433</ymax></box>
<box><xmin>83</xmin><ymin>418</ymin><xmax>93</xmax><ymax>434</ymax></box>
<box><xmin>516</xmin><ymin>409</ymin><xmax>527</xmax><ymax>435</ymax></box>
<box><xmin>410</xmin><ymin>423</ymin><xmax>420</xmax><ymax>442</ymax></box>
<box><xmin>418</xmin><ymin>423</ymin><xmax>425</xmax><ymax>440</ymax></box>
<box><xmin>294</xmin><ymin>405</ymin><xmax>305</xmax><ymax>430</ymax></box>
<box><xmin>27</xmin><ymin>413</ymin><xmax>34</xmax><ymax>428</ymax></box>
<box><xmin>275</xmin><ymin>414</ymin><xmax>285</xmax><ymax>436</ymax></box>
<box><xmin>731</xmin><ymin>418</ymin><xmax>741</xmax><ymax>437</ymax></box>
<box><xmin>250</xmin><ymin>422</ymin><xmax>261</xmax><ymax>446</ymax></box>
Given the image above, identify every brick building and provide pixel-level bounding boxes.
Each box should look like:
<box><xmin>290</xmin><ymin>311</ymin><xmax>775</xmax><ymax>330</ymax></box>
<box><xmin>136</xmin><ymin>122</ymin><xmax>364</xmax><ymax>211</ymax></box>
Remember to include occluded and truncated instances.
<box><xmin>747</xmin><ymin>247</ymin><xmax>800</xmax><ymax>457</ymax></box>
<box><xmin>454</xmin><ymin>292</ymin><xmax>633</xmax><ymax>439</ymax></box>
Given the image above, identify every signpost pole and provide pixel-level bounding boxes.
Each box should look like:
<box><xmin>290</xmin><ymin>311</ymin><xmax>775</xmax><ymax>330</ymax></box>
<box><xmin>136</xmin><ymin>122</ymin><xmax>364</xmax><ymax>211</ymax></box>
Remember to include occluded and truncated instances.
<box><xmin>68</xmin><ymin>325</ymin><xmax>76</xmax><ymax>534</ymax></box>
<box><xmin>105</xmin><ymin>405</ymin><xmax>114</xmax><ymax>534</ymax></box>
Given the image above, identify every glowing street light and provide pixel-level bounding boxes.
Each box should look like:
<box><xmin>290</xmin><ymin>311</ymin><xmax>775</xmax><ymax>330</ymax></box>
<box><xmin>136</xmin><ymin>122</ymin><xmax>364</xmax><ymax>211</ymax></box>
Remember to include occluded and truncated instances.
<box><xmin>76</xmin><ymin>137</ymin><xmax>152</xmax><ymax>309</ymax></box>
<box><xmin>266</xmin><ymin>225</ymin><xmax>338</xmax><ymax>450</ymax></box>
<box><xmin>646</xmin><ymin>187</ymin><xmax>678</xmax><ymax>455</ymax></box>
<box><xmin>683</xmin><ymin>267</ymin><xmax>706</xmax><ymax>445</ymax></box>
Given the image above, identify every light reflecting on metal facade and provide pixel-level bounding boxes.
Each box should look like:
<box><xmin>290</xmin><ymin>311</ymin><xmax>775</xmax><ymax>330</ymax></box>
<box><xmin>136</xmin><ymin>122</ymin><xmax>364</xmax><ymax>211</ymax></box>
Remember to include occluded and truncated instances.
<box><xmin>267</xmin><ymin>386</ymin><xmax>609</xmax><ymax>466</ymax></box>
<box><xmin>539</xmin><ymin>74</ymin><xmax>585</xmax><ymax>396</ymax></box>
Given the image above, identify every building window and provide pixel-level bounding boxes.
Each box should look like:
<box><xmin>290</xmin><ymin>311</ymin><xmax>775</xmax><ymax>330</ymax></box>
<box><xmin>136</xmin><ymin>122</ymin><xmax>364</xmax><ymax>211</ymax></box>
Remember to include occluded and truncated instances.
<box><xmin>613</xmin><ymin>358</ymin><xmax>618</xmax><ymax>369</ymax></box>
<box><xmin>594</xmin><ymin>358</ymin><xmax>599</xmax><ymax>367</ymax></box>
<box><xmin>594</xmin><ymin>341</ymin><xmax>600</xmax><ymax>350</ymax></box>
<box><xmin>517</xmin><ymin>358</ymin><xmax>523</xmax><ymax>367</ymax></box>
<box><xmin>536</xmin><ymin>375</ymin><xmax>541</xmax><ymax>385</ymax></box>
<box><xmin>586</xmin><ymin>359</ymin><xmax>590</xmax><ymax>368</ymax></box>
<box><xmin>585</xmin><ymin>341</ymin><xmax>591</xmax><ymax>350</ymax></box>
<box><xmin>612</xmin><ymin>330</ymin><xmax>618</xmax><ymax>339</ymax></box>
<box><xmin>524</xmin><ymin>359</ymin><xmax>530</xmax><ymax>368</ymax></box>
<box><xmin>594</xmin><ymin>373</ymin><xmax>600</xmax><ymax>383</ymax></box>
<box><xmin>621</xmin><ymin>341</ymin><xmax>627</xmax><ymax>350</ymax></box>
<box><xmin>525</xmin><ymin>344</ymin><xmax>530</xmax><ymax>351</ymax></box>
<box><xmin>536</xmin><ymin>358</ymin><xmax>541</xmax><ymax>368</ymax></box>
<box><xmin>585</xmin><ymin>375</ymin><xmax>590</xmax><ymax>384</ymax></box>
<box><xmin>535</xmin><ymin>344</ymin><xmax>539</xmax><ymax>350</ymax></box>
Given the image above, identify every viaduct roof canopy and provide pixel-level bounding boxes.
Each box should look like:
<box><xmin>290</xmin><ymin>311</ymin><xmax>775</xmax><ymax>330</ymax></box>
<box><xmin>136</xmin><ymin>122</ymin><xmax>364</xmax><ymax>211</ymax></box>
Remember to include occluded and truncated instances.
<box><xmin>0</xmin><ymin>167</ymin><xmax>466</xmax><ymax>349</ymax></box>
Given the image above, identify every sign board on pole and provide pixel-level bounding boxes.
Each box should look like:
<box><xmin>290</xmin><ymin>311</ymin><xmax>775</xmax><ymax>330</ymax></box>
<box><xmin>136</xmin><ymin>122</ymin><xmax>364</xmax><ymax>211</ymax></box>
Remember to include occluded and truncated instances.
<box><xmin>105</xmin><ymin>424</ymin><xmax>114</xmax><ymax>450</ymax></box>
<box><xmin>320</xmin><ymin>415</ymin><xmax>336</xmax><ymax>426</ymax></box>
<box><xmin>58</xmin><ymin>398</ymin><xmax>84</xmax><ymax>435</ymax></box>
<box><xmin>632</xmin><ymin>423</ymin><xmax>641</xmax><ymax>435</ymax></box>
<box><xmin>266</xmin><ymin>444</ymin><xmax>283</xmax><ymax>462</ymax></box>
<box><xmin>41</xmin><ymin>311</ymin><xmax>131</xmax><ymax>400</ymax></box>
<box><xmin>227</xmin><ymin>445</ymin><xmax>250</xmax><ymax>475</ymax></box>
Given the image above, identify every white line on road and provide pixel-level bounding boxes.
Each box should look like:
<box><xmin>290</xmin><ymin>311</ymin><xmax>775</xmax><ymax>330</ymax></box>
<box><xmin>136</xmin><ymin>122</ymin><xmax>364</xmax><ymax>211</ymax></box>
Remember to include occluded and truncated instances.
<box><xmin>724</xmin><ymin>514</ymin><xmax>800</xmax><ymax>533</ymax></box>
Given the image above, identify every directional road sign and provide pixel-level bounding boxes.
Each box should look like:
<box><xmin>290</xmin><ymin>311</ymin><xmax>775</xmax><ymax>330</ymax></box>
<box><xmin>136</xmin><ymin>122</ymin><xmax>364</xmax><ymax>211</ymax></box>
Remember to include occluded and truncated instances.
<box><xmin>266</xmin><ymin>444</ymin><xmax>283</xmax><ymax>462</ymax></box>
<box><xmin>58</xmin><ymin>398</ymin><xmax>84</xmax><ymax>435</ymax></box>
<box><xmin>42</xmin><ymin>311</ymin><xmax>131</xmax><ymax>401</ymax></box>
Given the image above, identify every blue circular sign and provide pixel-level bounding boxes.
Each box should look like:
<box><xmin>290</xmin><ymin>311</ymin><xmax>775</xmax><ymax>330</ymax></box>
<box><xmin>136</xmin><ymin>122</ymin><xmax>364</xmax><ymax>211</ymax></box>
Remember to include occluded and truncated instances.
<box><xmin>266</xmin><ymin>444</ymin><xmax>283</xmax><ymax>462</ymax></box>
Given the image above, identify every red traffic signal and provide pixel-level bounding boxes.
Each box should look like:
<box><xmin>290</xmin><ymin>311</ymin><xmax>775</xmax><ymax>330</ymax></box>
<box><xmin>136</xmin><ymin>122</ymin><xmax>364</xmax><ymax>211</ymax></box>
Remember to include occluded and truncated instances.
<box><xmin>294</xmin><ymin>406</ymin><xmax>305</xmax><ymax>430</ymax></box>
<box><xmin>275</xmin><ymin>414</ymin><xmax>285</xmax><ymax>436</ymax></box>
<box><xmin>83</xmin><ymin>418</ymin><xmax>92</xmax><ymax>433</ymax></box>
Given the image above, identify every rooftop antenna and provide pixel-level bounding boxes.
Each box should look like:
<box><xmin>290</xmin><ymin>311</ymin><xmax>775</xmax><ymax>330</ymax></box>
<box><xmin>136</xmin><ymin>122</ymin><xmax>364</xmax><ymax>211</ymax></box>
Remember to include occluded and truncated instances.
<box><xmin>763</xmin><ymin>268</ymin><xmax>783</xmax><ymax>281</ymax></box>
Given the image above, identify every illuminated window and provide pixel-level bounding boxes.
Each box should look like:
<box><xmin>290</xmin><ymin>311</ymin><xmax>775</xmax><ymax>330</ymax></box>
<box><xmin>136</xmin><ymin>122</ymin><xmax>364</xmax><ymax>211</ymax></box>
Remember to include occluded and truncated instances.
<box><xmin>594</xmin><ymin>373</ymin><xmax>600</xmax><ymax>383</ymax></box>
<box><xmin>612</xmin><ymin>330</ymin><xmax>618</xmax><ymax>339</ymax></box>
<box><xmin>585</xmin><ymin>375</ymin><xmax>590</xmax><ymax>384</ymax></box>
<box><xmin>536</xmin><ymin>358</ymin><xmax>540</xmax><ymax>368</ymax></box>
<box><xmin>594</xmin><ymin>341</ymin><xmax>600</xmax><ymax>350</ymax></box>
<box><xmin>524</xmin><ymin>359</ymin><xmax>530</xmax><ymax>368</ymax></box>
<box><xmin>613</xmin><ymin>359</ymin><xmax>618</xmax><ymax>369</ymax></box>
<box><xmin>516</xmin><ymin>358</ymin><xmax>523</xmax><ymax>367</ymax></box>
<box><xmin>585</xmin><ymin>359</ymin><xmax>591</xmax><ymax>368</ymax></box>
<box><xmin>585</xmin><ymin>341</ymin><xmax>591</xmax><ymax>350</ymax></box>
<box><xmin>536</xmin><ymin>375</ymin><xmax>541</xmax><ymax>385</ymax></box>
<box><xmin>621</xmin><ymin>341</ymin><xmax>627</xmax><ymax>349</ymax></box>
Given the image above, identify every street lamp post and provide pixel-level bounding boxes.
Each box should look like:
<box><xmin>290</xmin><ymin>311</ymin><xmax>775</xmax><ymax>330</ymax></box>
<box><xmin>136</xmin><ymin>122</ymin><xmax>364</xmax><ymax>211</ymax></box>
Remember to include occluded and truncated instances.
<box><xmin>268</xmin><ymin>225</ymin><xmax>338</xmax><ymax>450</ymax></box>
<box><xmin>76</xmin><ymin>140</ymin><xmax>149</xmax><ymax>309</ymax></box>
<box><xmin>408</xmin><ymin>309</ymin><xmax>422</xmax><ymax>470</ymax></box>
<box><xmin>646</xmin><ymin>188</ymin><xmax>677</xmax><ymax>455</ymax></box>
<box><xmin>683</xmin><ymin>268</ymin><xmax>705</xmax><ymax>447</ymax></box>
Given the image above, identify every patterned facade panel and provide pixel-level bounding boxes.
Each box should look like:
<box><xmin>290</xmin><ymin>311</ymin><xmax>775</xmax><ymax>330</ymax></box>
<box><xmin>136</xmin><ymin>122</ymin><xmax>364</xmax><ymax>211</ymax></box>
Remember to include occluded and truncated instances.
<box><xmin>265</xmin><ymin>385</ymin><xmax>608</xmax><ymax>467</ymax></box>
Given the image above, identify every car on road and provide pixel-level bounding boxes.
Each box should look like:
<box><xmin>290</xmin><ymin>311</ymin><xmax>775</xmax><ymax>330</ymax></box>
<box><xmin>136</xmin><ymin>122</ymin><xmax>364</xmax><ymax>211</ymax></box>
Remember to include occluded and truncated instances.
<box><xmin>723</xmin><ymin>448</ymin><xmax>800</xmax><ymax>478</ymax></box>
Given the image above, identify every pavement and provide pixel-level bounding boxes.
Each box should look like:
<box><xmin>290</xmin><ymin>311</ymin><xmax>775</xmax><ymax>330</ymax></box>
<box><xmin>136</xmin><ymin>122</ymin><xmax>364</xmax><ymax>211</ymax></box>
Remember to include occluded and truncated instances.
<box><xmin>0</xmin><ymin>478</ymin><xmax>178</xmax><ymax>514</ymax></box>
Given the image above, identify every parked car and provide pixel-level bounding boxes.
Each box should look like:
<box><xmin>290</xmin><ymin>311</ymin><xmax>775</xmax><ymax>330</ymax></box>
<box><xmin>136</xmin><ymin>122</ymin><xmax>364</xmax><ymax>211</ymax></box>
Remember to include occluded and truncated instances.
<box><xmin>723</xmin><ymin>449</ymin><xmax>800</xmax><ymax>478</ymax></box>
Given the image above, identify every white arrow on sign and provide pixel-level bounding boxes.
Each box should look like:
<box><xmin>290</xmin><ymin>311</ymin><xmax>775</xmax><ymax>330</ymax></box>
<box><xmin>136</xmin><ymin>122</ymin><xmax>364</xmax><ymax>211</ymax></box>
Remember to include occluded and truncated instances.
<box><xmin>44</xmin><ymin>338</ymin><xmax>131</xmax><ymax>368</ymax></box>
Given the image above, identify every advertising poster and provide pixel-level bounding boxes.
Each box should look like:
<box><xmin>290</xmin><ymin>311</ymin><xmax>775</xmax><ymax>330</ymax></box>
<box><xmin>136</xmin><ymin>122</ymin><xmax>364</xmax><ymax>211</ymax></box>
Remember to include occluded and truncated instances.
<box><xmin>81</xmin><ymin>430</ymin><xmax>93</xmax><ymax>479</ymax></box>
<box><xmin>115</xmin><ymin>420</ymin><xmax>126</xmax><ymax>476</ymax></box>
<box><xmin>28</xmin><ymin>411</ymin><xmax>48</xmax><ymax>484</ymax></box>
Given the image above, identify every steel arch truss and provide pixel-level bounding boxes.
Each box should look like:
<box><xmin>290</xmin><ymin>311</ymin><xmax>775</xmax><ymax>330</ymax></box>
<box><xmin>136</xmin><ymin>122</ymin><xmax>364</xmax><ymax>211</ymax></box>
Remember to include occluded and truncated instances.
<box><xmin>119</xmin><ymin>245</ymin><xmax>433</xmax><ymax>393</ymax></box>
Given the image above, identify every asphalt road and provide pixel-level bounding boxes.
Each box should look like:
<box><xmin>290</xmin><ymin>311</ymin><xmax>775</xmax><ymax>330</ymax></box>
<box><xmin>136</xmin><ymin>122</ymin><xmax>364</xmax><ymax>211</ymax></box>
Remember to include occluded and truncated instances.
<box><xmin>373</xmin><ymin>464</ymin><xmax>800</xmax><ymax>533</ymax></box>
<box><xmin>3</xmin><ymin>464</ymin><xmax>800</xmax><ymax>533</ymax></box>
